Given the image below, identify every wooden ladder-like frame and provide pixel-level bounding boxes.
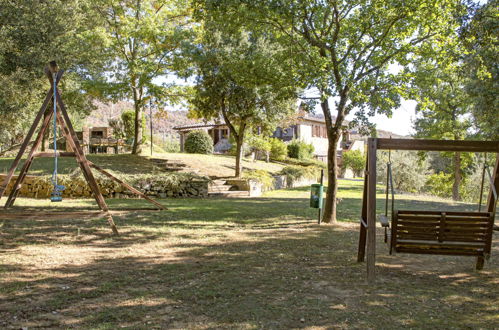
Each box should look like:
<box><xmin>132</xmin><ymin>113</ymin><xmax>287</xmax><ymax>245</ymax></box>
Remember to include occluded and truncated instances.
<box><xmin>0</xmin><ymin>62</ymin><xmax>165</xmax><ymax>235</ymax></box>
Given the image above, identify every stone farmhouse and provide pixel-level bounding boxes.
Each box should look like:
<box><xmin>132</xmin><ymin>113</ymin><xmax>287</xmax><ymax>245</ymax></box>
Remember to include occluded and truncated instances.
<box><xmin>173</xmin><ymin>115</ymin><xmax>366</xmax><ymax>162</ymax></box>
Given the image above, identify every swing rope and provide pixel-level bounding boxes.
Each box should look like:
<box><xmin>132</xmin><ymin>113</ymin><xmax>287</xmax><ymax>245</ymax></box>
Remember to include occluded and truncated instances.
<box><xmin>50</xmin><ymin>73</ymin><xmax>64</xmax><ymax>202</ymax></box>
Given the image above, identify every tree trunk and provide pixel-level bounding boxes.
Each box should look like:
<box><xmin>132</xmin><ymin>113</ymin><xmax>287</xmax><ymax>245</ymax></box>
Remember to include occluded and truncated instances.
<box><xmin>452</xmin><ymin>152</ymin><xmax>461</xmax><ymax>201</ymax></box>
<box><xmin>235</xmin><ymin>135</ymin><xmax>244</xmax><ymax>178</ymax></box>
<box><xmin>322</xmin><ymin>132</ymin><xmax>340</xmax><ymax>224</ymax></box>
<box><xmin>321</xmin><ymin>90</ymin><xmax>348</xmax><ymax>224</ymax></box>
<box><xmin>131</xmin><ymin>89</ymin><xmax>143</xmax><ymax>155</ymax></box>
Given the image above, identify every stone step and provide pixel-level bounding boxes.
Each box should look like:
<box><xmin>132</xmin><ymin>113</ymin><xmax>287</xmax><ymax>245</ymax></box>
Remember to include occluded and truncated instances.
<box><xmin>208</xmin><ymin>185</ymin><xmax>233</xmax><ymax>192</ymax></box>
<box><xmin>208</xmin><ymin>190</ymin><xmax>250</xmax><ymax>198</ymax></box>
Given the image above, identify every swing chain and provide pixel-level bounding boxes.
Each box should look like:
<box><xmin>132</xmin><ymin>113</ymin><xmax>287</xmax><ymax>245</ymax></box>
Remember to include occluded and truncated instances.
<box><xmin>50</xmin><ymin>72</ymin><xmax>65</xmax><ymax>202</ymax></box>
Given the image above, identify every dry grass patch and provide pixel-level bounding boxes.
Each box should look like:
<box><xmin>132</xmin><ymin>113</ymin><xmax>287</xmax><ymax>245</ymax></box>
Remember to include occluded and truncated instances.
<box><xmin>0</xmin><ymin>180</ymin><xmax>497</xmax><ymax>329</ymax></box>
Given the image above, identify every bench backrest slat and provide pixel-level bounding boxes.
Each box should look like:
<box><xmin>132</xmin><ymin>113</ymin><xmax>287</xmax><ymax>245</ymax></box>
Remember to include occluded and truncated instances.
<box><xmin>392</xmin><ymin>210</ymin><xmax>494</xmax><ymax>256</ymax></box>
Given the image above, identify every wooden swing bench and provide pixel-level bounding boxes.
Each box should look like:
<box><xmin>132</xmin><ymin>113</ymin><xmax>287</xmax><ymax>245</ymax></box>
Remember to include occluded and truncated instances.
<box><xmin>390</xmin><ymin>210</ymin><xmax>494</xmax><ymax>269</ymax></box>
<box><xmin>357</xmin><ymin>138</ymin><xmax>499</xmax><ymax>283</ymax></box>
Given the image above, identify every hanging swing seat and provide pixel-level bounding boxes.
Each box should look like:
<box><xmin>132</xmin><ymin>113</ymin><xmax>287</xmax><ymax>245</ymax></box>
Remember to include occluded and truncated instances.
<box><xmin>390</xmin><ymin>210</ymin><xmax>494</xmax><ymax>269</ymax></box>
<box><xmin>50</xmin><ymin>184</ymin><xmax>65</xmax><ymax>202</ymax></box>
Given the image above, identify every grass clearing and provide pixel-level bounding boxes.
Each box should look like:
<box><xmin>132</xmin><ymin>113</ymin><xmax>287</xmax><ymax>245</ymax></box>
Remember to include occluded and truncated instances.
<box><xmin>0</xmin><ymin>179</ymin><xmax>497</xmax><ymax>328</ymax></box>
<box><xmin>150</xmin><ymin>152</ymin><xmax>285</xmax><ymax>177</ymax></box>
<box><xmin>0</xmin><ymin>152</ymin><xmax>285</xmax><ymax>178</ymax></box>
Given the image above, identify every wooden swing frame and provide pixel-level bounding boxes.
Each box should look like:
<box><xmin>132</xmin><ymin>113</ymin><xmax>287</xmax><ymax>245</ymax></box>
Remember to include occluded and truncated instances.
<box><xmin>357</xmin><ymin>138</ymin><xmax>499</xmax><ymax>283</ymax></box>
<box><xmin>0</xmin><ymin>62</ymin><xmax>165</xmax><ymax>235</ymax></box>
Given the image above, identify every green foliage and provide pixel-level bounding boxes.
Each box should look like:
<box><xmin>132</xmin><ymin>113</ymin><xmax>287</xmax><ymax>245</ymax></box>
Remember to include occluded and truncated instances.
<box><xmin>269</xmin><ymin>138</ymin><xmax>287</xmax><ymax>161</ymax></box>
<box><xmin>341</xmin><ymin>150</ymin><xmax>366</xmax><ymax>177</ymax></box>
<box><xmin>184</xmin><ymin>130</ymin><xmax>214</xmax><ymax>154</ymax></box>
<box><xmin>377</xmin><ymin>151</ymin><xmax>428</xmax><ymax>194</ymax></box>
<box><xmin>279</xmin><ymin>157</ymin><xmax>327</xmax><ymax>169</ymax></box>
<box><xmin>89</xmin><ymin>0</ymin><xmax>193</xmax><ymax>153</ymax></box>
<box><xmin>188</xmin><ymin>16</ymin><xmax>298</xmax><ymax>176</ymax></box>
<box><xmin>158</xmin><ymin>136</ymin><xmax>181</xmax><ymax>153</ymax></box>
<box><xmin>242</xmin><ymin>169</ymin><xmax>275</xmax><ymax>190</ymax></box>
<box><xmin>0</xmin><ymin>0</ymin><xmax>102</xmax><ymax>149</ymax></box>
<box><xmin>120</xmin><ymin>110</ymin><xmax>147</xmax><ymax>143</ymax></box>
<box><xmin>287</xmin><ymin>140</ymin><xmax>314</xmax><ymax>160</ymax></box>
<box><xmin>426</xmin><ymin>172</ymin><xmax>453</xmax><ymax>198</ymax></box>
<box><xmin>247</xmin><ymin>135</ymin><xmax>272</xmax><ymax>153</ymax></box>
<box><xmin>461</xmin><ymin>1</ymin><xmax>499</xmax><ymax>139</ymax></box>
<box><xmin>280</xmin><ymin>165</ymin><xmax>320</xmax><ymax>184</ymax></box>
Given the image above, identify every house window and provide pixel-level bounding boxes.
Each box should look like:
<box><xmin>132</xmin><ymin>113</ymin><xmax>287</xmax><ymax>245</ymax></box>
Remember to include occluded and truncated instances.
<box><xmin>91</xmin><ymin>131</ymin><xmax>104</xmax><ymax>138</ymax></box>
<box><xmin>312</xmin><ymin>125</ymin><xmax>327</xmax><ymax>138</ymax></box>
<box><xmin>221</xmin><ymin>129</ymin><xmax>229</xmax><ymax>139</ymax></box>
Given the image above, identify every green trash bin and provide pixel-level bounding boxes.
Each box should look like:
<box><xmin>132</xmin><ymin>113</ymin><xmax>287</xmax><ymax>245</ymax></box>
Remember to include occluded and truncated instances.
<box><xmin>310</xmin><ymin>184</ymin><xmax>324</xmax><ymax>209</ymax></box>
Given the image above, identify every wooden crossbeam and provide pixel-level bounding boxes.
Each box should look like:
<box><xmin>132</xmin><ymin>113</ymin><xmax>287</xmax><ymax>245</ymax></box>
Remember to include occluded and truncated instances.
<box><xmin>33</xmin><ymin>152</ymin><xmax>76</xmax><ymax>157</ymax></box>
<box><xmin>377</xmin><ymin>138</ymin><xmax>499</xmax><ymax>153</ymax></box>
<box><xmin>87</xmin><ymin>161</ymin><xmax>166</xmax><ymax>210</ymax></box>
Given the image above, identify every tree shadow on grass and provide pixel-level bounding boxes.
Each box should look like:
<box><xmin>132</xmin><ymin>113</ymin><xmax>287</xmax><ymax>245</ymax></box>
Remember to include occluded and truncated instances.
<box><xmin>1</xmin><ymin>193</ymin><xmax>484</xmax><ymax>251</ymax></box>
<box><xmin>1</xmin><ymin>225</ymin><xmax>497</xmax><ymax>329</ymax></box>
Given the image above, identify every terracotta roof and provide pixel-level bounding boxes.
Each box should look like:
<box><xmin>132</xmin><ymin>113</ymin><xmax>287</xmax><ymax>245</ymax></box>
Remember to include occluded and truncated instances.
<box><xmin>173</xmin><ymin>122</ymin><xmax>226</xmax><ymax>131</ymax></box>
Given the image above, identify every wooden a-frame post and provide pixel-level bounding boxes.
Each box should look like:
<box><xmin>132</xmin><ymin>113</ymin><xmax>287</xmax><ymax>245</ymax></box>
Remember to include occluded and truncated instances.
<box><xmin>357</xmin><ymin>138</ymin><xmax>377</xmax><ymax>283</ymax></box>
<box><xmin>0</xmin><ymin>62</ymin><xmax>166</xmax><ymax>235</ymax></box>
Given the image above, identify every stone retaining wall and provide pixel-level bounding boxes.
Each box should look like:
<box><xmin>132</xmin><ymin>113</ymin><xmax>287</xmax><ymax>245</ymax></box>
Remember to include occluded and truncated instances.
<box><xmin>0</xmin><ymin>174</ymin><xmax>209</xmax><ymax>199</ymax></box>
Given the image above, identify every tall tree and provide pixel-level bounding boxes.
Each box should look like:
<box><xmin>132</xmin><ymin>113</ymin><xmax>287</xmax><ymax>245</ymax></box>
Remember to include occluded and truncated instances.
<box><xmin>189</xmin><ymin>25</ymin><xmax>298</xmax><ymax>177</ymax></box>
<box><xmin>200</xmin><ymin>0</ymin><xmax>461</xmax><ymax>222</ymax></box>
<box><xmin>0</xmin><ymin>0</ymin><xmax>104</xmax><ymax>150</ymax></box>
<box><xmin>461</xmin><ymin>0</ymin><xmax>498</xmax><ymax>139</ymax></box>
<box><xmin>92</xmin><ymin>0</ymin><xmax>192</xmax><ymax>154</ymax></box>
<box><xmin>410</xmin><ymin>57</ymin><xmax>472</xmax><ymax>200</ymax></box>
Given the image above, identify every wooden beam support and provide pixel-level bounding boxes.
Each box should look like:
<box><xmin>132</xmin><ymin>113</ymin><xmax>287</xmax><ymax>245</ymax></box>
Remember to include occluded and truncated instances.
<box><xmin>4</xmin><ymin>108</ymin><xmax>54</xmax><ymax>208</ymax></box>
<box><xmin>366</xmin><ymin>138</ymin><xmax>378</xmax><ymax>283</ymax></box>
<box><xmin>486</xmin><ymin>155</ymin><xmax>499</xmax><ymax>216</ymax></box>
<box><xmin>357</xmin><ymin>155</ymin><xmax>369</xmax><ymax>262</ymax></box>
<box><xmin>377</xmin><ymin>138</ymin><xmax>499</xmax><ymax>153</ymax></box>
<box><xmin>0</xmin><ymin>70</ymin><xmax>63</xmax><ymax>199</ymax></box>
<box><xmin>54</xmin><ymin>110</ymin><xmax>119</xmax><ymax>235</ymax></box>
<box><xmin>33</xmin><ymin>152</ymin><xmax>76</xmax><ymax>158</ymax></box>
<box><xmin>88</xmin><ymin>161</ymin><xmax>166</xmax><ymax>211</ymax></box>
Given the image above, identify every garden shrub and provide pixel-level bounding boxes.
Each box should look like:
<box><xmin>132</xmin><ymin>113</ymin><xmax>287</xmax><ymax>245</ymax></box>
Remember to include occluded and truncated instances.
<box><xmin>269</xmin><ymin>138</ymin><xmax>287</xmax><ymax>161</ymax></box>
<box><xmin>247</xmin><ymin>134</ymin><xmax>272</xmax><ymax>161</ymax></box>
<box><xmin>426</xmin><ymin>172</ymin><xmax>453</xmax><ymax>198</ymax></box>
<box><xmin>280</xmin><ymin>165</ymin><xmax>320</xmax><ymax>184</ymax></box>
<box><xmin>120</xmin><ymin>109</ymin><xmax>147</xmax><ymax>143</ymax></box>
<box><xmin>280</xmin><ymin>157</ymin><xmax>327</xmax><ymax>168</ymax></box>
<box><xmin>243</xmin><ymin>169</ymin><xmax>275</xmax><ymax>190</ymax></box>
<box><xmin>184</xmin><ymin>130</ymin><xmax>213</xmax><ymax>154</ymax></box>
<box><xmin>287</xmin><ymin>139</ymin><xmax>314</xmax><ymax>160</ymax></box>
<box><xmin>341</xmin><ymin>150</ymin><xmax>365</xmax><ymax>177</ymax></box>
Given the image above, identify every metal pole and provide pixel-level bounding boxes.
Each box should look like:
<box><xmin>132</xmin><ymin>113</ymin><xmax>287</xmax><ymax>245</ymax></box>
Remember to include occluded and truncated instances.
<box><xmin>149</xmin><ymin>98</ymin><xmax>153</xmax><ymax>156</ymax></box>
<box><xmin>318</xmin><ymin>169</ymin><xmax>324</xmax><ymax>224</ymax></box>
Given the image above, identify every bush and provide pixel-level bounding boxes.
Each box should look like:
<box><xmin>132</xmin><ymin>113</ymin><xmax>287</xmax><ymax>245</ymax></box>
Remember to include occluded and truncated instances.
<box><xmin>184</xmin><ymin>130</ymin><xmax>213</xmax><ymax>154</ymax></box>
<box><xmin>270</xmin><ymin>138</ymin><xmax>287</xmax><ymax>161</ymax></box>
<box><xmin>243</xmin><ymin>169</ymin><xmax>275</xmax><ymax>190</ymax></box>
<box><xmin>120</xmin><ymin>109</ymin><xmax>147</xmax><ymax>143</ymax></box>
<box><xmin>426</xmin><ymin>172</ymin><xmax>453</xmax><ymax>198</ymax></box>
<box><xmin>287</xmin><ymin>139</ymin><xmax>314</xmax><ymax>160</ymax></box>
<box><xmin>280</xmin><ymin>165</ymin><xmax>320</xmax><ymax>184</ymax></box>
<box><xmin>247</xmin><ymin>134</ymin><xmax>272</xmax><ymax>161</ymax></box>
<box><xmin>341</xmin><ymin>150</ymin><xmax>365</xmax><ymax>177</ymax></box>
<box><xmin>280</xmin><ymin>157</ymin><xmax>327</xmax><ymax>169</ymax></box>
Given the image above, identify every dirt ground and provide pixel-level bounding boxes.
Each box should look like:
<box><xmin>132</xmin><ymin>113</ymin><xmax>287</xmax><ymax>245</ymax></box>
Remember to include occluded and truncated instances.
<box><xmin>0</xmin><ymin>199</ymin><xmax>497</xmax><ymax>329</ymax></box>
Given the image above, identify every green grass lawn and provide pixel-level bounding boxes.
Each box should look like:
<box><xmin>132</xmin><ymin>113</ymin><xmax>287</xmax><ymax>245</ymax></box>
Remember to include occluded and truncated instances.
<box><xmin>0</xmin><ymin>179</ymin><xmax>497</xmax><ymax>329</ymax></box>
<box><xmin>0</xmin><ymin>152</ymin><xmax>285</xmax><ymax>178</ymax></box>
